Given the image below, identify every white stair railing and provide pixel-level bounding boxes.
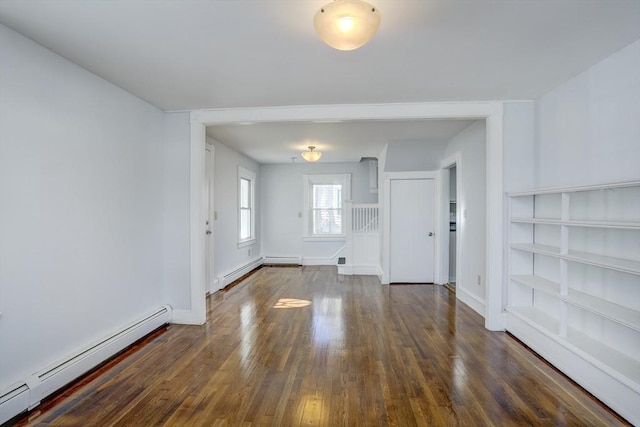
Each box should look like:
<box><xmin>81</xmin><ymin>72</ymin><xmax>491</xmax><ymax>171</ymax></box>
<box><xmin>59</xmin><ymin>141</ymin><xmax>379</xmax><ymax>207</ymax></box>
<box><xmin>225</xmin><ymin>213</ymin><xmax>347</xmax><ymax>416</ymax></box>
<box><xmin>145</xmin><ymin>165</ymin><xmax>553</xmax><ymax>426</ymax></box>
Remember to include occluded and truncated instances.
<box><xmin>352</xmin><ymin>204</ymin><xmax>379</xmax><ymax>232</ymax></box>
<box><xmin>341</xmin><ymin>201</ymin><xmax>380</xmax><ymax>275</ymax></box>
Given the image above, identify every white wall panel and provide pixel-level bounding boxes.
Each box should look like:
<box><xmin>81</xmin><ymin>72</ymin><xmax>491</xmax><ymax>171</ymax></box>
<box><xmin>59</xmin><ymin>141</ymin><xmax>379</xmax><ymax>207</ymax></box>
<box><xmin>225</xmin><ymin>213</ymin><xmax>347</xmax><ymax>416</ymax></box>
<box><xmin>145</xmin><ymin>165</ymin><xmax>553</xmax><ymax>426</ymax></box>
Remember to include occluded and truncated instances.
<box><xmin>535</xmin><ymin>40</ymin><xmax>640</xmax><ymax>188</ymax></box>
<box><xmin>0</xmin><ymin>25</ymin><xmax>164</xmax><ymax>391</ymax></box>
<box><xmin>261</xmin><ymin>162</ymin><xmax>376</xmax><ymax>261</ymax></box>
<box><xmin>443</xmin><ymin>121</ymin><xmax>486</xmax><ymax>301</ymax></box>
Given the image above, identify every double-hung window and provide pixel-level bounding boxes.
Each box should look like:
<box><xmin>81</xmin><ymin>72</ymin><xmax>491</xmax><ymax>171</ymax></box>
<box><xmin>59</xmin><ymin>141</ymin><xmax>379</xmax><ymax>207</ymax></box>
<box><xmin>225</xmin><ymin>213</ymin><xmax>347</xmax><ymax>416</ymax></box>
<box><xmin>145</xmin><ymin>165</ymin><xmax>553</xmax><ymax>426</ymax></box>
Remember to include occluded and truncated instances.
<box><xmin>303</xmin><ymin>174</ymin><xmax>351</xmax><ymax>240</ymax></box>
<box><xmin>238</xmin><ymin>167</ymin><xmax>256</xmax><ymax>247</ymax></box>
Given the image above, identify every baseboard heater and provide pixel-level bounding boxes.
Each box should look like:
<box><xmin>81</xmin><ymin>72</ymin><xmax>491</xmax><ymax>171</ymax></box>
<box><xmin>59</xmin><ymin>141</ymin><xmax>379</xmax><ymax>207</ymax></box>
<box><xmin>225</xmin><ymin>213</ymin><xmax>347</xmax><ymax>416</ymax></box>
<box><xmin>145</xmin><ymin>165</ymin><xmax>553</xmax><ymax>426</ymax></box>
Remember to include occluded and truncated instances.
<box><xmin>262</xmin><ymin>256</ymin><xmax>302</xmax><ymax>266</ymax></box>
<box><xmin>0</xmin><ymin>305</ymin><xmax>172</xmax><ymax>425</ymax></box>
<box><xmin>219</xmin><ymin>257</ymin><xmax>264</xmax><ymax>287</ymax></box>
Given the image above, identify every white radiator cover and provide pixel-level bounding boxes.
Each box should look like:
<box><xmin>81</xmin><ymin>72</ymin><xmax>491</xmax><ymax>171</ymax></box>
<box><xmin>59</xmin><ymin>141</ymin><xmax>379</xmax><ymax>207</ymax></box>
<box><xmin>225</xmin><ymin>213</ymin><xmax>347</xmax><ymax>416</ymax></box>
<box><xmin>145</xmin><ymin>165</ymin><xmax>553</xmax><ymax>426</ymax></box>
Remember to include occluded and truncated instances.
<box><xmin>261</xmin><ymin>256</ymin><xmax>301</xmax><ymax>266</ymax></box>
<box><xmin>0</xmin><ymin>305</ymin><xmax>172</xmax><ymax>424</ymax></box>
<box><xmin>217</xmin><ymin>257</ymin><xmax>265</xmax><ymax>288</ymax></box>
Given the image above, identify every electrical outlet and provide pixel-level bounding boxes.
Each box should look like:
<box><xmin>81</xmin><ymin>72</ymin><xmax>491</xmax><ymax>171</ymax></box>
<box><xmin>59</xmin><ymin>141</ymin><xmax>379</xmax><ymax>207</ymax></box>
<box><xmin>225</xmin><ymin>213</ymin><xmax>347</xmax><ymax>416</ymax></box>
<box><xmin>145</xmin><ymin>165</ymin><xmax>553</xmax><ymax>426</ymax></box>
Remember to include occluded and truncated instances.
<box><xmin>248</xmin><ymin>249</ymin><xmax>251</xmax><ymax>257</ymax></box>
<box><xmin>477</xmin><ymin>275</ymin><xmax>481</xmax><ymax>285</ymax></box>
<box><xmin>298</xmin><ymin>212</ymin><xmax>302</xmax><ymax>218</ymax></box>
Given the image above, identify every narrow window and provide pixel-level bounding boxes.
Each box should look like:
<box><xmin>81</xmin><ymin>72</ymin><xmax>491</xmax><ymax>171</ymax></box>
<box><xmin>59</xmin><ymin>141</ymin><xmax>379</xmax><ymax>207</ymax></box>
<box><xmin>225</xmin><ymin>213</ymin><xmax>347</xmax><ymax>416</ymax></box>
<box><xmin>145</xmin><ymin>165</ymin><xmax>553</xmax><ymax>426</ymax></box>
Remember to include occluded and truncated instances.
<box><xmin>238</xmin><ymin>167</ymin><xmax>256</xmax><ymax>246</ymax></box>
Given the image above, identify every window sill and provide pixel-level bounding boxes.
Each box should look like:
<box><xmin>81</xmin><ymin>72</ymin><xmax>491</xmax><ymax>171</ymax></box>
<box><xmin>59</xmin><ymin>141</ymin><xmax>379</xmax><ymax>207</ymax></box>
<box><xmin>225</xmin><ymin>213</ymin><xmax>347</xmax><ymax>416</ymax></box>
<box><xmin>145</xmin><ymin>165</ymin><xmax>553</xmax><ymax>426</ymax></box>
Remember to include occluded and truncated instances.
<box><xmin>303</xmin><ymin>236</ymin><xmax>346</xmax><ymax>243</ymax></box>
<box><xmin>238</xmin><ymin>239</ymin><xmax>256</xmax><ymax>249</ymax></box>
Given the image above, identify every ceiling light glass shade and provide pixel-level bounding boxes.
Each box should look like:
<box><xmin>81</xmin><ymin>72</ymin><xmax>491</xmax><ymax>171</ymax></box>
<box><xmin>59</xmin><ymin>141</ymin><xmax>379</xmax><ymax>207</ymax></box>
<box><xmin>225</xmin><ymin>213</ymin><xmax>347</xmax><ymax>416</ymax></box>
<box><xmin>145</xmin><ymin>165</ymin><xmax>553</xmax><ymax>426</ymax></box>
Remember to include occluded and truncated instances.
<box><xmin>314</xmin><ymin>0</ymin><xmax>381</xmax><ymax>51</ymax></box>
<box><xmin>301</xmin><ymin>146</ymin><xmax>322</xmax><ymax>162</ymax></box>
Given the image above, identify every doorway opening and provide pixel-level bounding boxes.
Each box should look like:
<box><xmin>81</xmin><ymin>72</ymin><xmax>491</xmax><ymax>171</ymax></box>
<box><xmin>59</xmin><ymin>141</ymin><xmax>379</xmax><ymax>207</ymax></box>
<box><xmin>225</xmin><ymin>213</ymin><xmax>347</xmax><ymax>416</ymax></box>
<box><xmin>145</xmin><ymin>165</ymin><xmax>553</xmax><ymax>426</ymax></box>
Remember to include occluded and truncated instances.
<box><xmin>445</xmin><ymin>165</ymin><xmax>457</xmax><ymax>293</ymax></box>
<box><xmin>188</xmin><ymin>102</ymin><xmax>505</xmax><ymax>331</ymax></box>
<box><xmin>205</xmin><ymin>143</ymin><xmax>215</xmax><ymax>295</ymax></box>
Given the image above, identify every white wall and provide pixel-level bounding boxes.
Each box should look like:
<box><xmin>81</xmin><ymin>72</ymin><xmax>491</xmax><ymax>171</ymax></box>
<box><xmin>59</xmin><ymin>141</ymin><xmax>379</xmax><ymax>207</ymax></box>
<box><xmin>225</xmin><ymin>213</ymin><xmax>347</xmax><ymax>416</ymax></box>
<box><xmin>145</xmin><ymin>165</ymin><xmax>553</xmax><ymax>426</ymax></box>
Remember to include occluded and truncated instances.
<box><xmin>535</xmin><ymin>40</ymin><xmax>640</xmax><ymax>188</ymax></box>
<box><xmin>503</xmin><ymin>102</ymin><xmax>536</xmax><ymax>193</ymax></box>
<box><xmin>209</xmin><ymin>138</ymin><xmax>261</xmax><ymax>282</ymax></box>
<box><xmin>261</xmin><ymin>162</ymin><xmax>377</xmax><ymax>262</ymax></box>
<box><xmin>0</xmin><ymin>25</ymin><xmax>165</xmax><ymax>390</ymax></box>
<box><xmin>443</xmin><ymin>121</ymin><xmax>486</xmax><ymax>304</ymax></box>
<box><xmin>162</xmin><ymin>112</ymin><xmax>191</xmax><ymax>309</ymax></box>
<box><xmin>384</xmin><ymin>140</ymin><xmax>448</xmax><ymax>172</ymax></box>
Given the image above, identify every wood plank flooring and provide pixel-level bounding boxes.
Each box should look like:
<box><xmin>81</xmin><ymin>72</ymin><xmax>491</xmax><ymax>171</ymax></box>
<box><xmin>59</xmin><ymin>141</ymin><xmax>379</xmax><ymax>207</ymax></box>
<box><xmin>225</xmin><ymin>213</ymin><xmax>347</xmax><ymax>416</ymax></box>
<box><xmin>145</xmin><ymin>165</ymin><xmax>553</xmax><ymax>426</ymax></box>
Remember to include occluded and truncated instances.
<box><xmin>11</xmin><ymin>266</ymin><xmax>627</xmax><ymax>426</ymax></box>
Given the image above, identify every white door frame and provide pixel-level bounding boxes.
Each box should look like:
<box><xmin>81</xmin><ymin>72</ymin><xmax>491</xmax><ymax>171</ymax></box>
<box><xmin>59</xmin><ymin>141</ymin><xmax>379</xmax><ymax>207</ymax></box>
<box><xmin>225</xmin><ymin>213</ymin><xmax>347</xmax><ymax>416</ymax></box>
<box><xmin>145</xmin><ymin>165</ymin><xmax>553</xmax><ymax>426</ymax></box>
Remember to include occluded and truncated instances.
<box><xmin>185</xmin><ymin>102</ymin><xmax>504</xmax><ymax>331</ymax></box>
<box><xmin>439</xmin><ymin>152</ymin><xmax>462</xmax><ymax>288</ymax></box>
<box><xmin>383</xmin><ymin>171</ymin><xmax>439</xmax><ymax>284</ymax></box>
<box><xmin>205</xmin><ymin>144</ymin><xmax>215</xmax><ymax>294</ymax></box>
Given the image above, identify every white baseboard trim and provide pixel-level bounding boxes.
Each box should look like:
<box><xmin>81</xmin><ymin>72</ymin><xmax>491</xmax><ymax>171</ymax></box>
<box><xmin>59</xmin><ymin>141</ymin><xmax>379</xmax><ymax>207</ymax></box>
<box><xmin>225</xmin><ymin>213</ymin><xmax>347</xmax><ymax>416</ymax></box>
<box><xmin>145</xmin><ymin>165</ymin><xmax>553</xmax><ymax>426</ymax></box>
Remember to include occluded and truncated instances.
<box><xmin>0</xmin><ymin>305</ymin><xmax>171</xmax><ymax>425</ymax></box>
<box><xmin>337</xmin><ymin>264</ymin><xmax>382</xmax><ymax>276</ymax></box>
<box><xmin>456</xmin><ymin>286</ymin><xmax>485</xmax><ymax>317</ymax></box>
<box><xmin>171</xmin><ymin>309</ymin><xmax>205</xmax><ymax>325</ymax></box>
<box><xmin>302</xmin><ymin>245</ymin><xmax>346</xmax><ymax>266</ymax></box>
<box><xmin>302</xmin><ymin>257</ymin><xmax>334</xmax><ymax>266</ymax></box>
<box><xmin>263</xmin><ymin>256</ymin><xmax>302</xmax><ymax>265</ymax></box>
<box><xmin>507</xmin><ymin>312</ymin><xmax>639</xmax><ymax>425</ymax></box>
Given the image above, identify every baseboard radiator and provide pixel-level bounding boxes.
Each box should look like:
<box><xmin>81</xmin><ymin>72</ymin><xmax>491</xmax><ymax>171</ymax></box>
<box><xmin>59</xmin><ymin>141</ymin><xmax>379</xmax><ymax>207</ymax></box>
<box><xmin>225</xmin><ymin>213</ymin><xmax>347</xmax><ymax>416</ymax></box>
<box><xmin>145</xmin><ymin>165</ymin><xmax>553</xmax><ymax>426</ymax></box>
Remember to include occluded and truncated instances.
<box><xmin>219</xmin><ymin>257</ymin><xmax>264</xmax><ymax>287</ymax></box>
<box><xmin>0</xmin><ymin>305</ymin><xmax>172</xmax><ymax>425</ymax></box>
<box><xmin>262</xmin><ymin>256</ymin><xmax>302</xmax><ymax>266</ymax></box>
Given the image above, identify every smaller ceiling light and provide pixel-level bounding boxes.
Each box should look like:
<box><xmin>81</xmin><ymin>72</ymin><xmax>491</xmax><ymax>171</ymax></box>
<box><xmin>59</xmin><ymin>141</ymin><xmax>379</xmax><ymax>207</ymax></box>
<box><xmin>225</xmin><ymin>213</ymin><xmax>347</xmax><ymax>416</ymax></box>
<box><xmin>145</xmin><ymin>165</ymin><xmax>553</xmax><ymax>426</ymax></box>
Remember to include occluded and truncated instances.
<box><xmin>314</xmin><ymin>0</ymin><xmax>381</xmax><ymax>51</ymax></box>
<box><xmin>301</xmin><ymin>146</ymin><xmax>322</xmax><ymax>162</ymax></box>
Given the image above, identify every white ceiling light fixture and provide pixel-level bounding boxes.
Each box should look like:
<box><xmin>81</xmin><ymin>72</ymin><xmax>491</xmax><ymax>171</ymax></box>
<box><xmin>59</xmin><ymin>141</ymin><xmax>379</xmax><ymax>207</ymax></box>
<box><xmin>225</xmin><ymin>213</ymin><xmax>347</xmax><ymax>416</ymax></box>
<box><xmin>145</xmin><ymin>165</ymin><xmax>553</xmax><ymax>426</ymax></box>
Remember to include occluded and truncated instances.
<box><xmin>314</xmin><ymin>0</ymin><xmax>381</xmax><ymax>51</ymax></box>
<box><xmin>301</xmin><ymin>146</ymin><xmax>322</xmax><ymax>162</ymax></box>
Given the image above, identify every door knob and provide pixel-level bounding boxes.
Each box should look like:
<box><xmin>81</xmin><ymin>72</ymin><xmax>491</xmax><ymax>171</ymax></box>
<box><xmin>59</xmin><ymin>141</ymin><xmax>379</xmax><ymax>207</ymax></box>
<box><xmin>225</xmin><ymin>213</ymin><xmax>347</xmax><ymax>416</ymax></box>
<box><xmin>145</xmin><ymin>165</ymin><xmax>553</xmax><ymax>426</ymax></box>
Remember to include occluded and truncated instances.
<box><xmin>428</xmin><ymin>232</ymin><xmax>433</xmax><ymax>236</ymax></box>
<box><xmin>206</xmin><ymin>230</ymin><xmax>212</xmax><ymax>235</ymax></box>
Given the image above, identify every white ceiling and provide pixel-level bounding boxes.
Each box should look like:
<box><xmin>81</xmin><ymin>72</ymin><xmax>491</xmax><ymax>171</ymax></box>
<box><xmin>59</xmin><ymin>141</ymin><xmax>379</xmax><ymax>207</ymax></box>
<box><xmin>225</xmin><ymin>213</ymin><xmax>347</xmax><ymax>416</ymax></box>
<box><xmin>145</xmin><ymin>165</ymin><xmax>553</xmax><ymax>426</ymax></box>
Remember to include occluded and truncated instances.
<box><xmin>207</xmin><ymin>119</ymin><xmax>475</xmax><ymax>164</ymax></box>
<box><xmin>0</xmin><ymin>1</ymin><xmax>638</xmax><ymax>111</ymax></box>
<box><xmin>1</xmin><ymin>0</ymin><xmax>638</xmax><ymax>163</ymax></box>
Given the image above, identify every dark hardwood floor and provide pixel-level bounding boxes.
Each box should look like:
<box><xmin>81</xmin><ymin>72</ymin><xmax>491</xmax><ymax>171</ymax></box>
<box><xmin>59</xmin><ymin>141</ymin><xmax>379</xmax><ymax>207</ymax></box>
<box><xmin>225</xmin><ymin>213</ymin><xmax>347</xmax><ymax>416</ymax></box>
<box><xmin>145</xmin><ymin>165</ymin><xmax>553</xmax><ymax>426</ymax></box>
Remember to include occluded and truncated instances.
<box><xmin>10</xmin><ymin>266</ymin><xmax>627</xmax><ymax>426</ymax></box>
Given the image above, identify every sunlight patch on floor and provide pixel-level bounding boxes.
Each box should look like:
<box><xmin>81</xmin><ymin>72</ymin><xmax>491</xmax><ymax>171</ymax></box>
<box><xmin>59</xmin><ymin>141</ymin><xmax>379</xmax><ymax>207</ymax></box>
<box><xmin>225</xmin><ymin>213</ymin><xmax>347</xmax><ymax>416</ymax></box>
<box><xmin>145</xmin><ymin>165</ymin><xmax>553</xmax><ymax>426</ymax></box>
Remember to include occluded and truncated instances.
<box><xmin>273</xmin><ymin>298</ymin><xmax>311</xmax><ymax>309</ymax></box>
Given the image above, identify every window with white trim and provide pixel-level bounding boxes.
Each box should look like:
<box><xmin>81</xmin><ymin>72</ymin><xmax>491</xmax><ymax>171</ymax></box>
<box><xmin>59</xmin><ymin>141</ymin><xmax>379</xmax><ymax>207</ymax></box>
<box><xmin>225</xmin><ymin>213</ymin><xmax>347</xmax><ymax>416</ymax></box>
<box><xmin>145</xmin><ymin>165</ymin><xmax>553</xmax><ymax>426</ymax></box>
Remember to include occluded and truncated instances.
<box><xmin>303</xmin><ymin>174</ymin><xmax>351</xmax><ymax>240</ymax></box>
<box><xmin>238</xmin><ymin>167</ymin><xmax>256</xmax><ymax>247</ymax></box>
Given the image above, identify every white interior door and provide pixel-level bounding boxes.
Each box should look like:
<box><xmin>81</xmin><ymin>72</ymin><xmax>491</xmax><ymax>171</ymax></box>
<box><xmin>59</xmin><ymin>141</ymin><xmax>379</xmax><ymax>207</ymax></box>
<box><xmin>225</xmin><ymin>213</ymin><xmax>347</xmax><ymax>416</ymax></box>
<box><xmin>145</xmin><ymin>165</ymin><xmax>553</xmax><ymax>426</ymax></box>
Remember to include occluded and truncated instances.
<box><xmin>205</xmin><ymin>145</ymin><xmax>215</xmax><ymax>294</ymax></box>
<box><xmin>390</xmin><ymin>178</ymin><xmax>435</xmax><ymax>283</ymax></box>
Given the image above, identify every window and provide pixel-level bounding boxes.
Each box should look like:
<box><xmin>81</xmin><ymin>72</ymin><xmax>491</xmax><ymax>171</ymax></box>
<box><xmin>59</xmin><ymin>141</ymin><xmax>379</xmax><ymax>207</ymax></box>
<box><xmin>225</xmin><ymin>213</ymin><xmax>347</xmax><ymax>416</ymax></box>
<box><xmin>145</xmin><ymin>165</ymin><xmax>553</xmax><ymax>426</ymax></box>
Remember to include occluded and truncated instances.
<box><xmin>238</xmin><ymin>167</ymin><xmax>256</xmax><ymax>247</ymax></box>
<box><xmin>303</xmin><ymin>174</ymin><xmax>351</xmax><ymax>240</ymax></box>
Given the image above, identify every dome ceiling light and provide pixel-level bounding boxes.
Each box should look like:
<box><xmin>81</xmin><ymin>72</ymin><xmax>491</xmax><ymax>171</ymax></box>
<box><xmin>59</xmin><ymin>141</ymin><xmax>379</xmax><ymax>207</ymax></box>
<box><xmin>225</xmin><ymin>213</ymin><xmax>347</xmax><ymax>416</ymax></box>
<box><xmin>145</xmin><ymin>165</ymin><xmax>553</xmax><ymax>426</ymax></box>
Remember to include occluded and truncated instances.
<box><xmin>301</xmin><ymin>146</ymin><xmax>322</xmax><ymax>162</ymax></box>
<box><xmin>313</xmin><ymin>0</ymin><xmax>381</xmax><ymax>51</ymax></box>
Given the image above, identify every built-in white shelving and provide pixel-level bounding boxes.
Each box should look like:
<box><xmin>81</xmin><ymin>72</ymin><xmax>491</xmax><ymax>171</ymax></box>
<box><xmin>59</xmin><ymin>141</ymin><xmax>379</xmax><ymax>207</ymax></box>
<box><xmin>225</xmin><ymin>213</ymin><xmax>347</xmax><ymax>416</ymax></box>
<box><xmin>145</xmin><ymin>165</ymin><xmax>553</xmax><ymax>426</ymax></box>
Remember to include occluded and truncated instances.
<box><xmin>508</xmin><ymin>305</ymin><xmax>560</xmax><ymax>335</ymax></box>
<box><xmin>510</xmin><ymin>274</ymin><xmax>560</xmax><ymax>297</ymax></box>
<box><xmin>510</xmin><ymin>274</ymin><xmax>640</xmax><ymax>331</ymax></box>
<box><xmin>511</xmin><ymin>243</ymin><xmax>640</xmax><ymax>275</ymax></box>
<box><xmin>507</xmin><ymin>180</ymin><xmax>640</xmax><ymax>425</ymax></box>
<box><xmin>511</xmin><ymin>217</ymin><xmax>640</xmax><ymax>230</ymax></box>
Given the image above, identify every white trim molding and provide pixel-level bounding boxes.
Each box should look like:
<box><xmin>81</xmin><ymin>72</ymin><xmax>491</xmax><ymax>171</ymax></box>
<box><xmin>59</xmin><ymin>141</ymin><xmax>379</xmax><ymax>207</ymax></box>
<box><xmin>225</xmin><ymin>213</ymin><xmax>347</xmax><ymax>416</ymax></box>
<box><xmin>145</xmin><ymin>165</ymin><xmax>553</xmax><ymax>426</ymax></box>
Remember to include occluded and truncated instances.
<box><xmin>338</xmin><ymin>265</ymin><xmax>382</xmax><ymax>276</ymax></box>
<box><xmin>484</xmin><ymin>108</ymin><xmax>504</xmax><ymax>330</ymax></box>
<box><xmin>456</xmin><ymin>287</ymin><xmax>485</xmax><ymax>317</ymax></box>
<box><xmin>437</xmin><ymin>152</ymin><xmax>463</xmax><ymax>287</ymax></box>
<box><xmin>302</xmin><ymin>245</ymin><xmax>346</xmax><ymax>266</ymax></box>
<box><xmin>188</xmin><ymin>102</ymin><xmax>505</xmax><ymax>330</ymax></box>
<box><xmin>189</xmin><ymin>120</ymin><xmax>207</xmax><ymax>326</ymax></box>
